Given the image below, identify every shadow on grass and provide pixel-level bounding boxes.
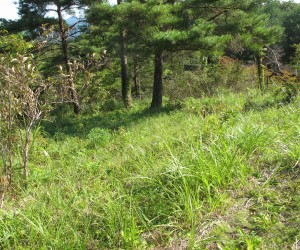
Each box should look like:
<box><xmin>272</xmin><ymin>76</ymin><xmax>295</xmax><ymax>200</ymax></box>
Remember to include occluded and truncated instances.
<box><xmin>40</xmin><ymin>102</ymin><xmax>182</xmax><ymax>138</ymax></box>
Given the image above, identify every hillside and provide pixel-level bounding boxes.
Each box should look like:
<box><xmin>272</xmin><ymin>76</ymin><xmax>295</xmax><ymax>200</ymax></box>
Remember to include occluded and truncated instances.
<box><xmin>0</xmin><ymin>88</ymin><xmax>299</xmax><ymax>249</ymax></box>
<box><xmin>2</xmin><ymin>0</ymin><xmax>300</xmax><ymax>249</ymax></box>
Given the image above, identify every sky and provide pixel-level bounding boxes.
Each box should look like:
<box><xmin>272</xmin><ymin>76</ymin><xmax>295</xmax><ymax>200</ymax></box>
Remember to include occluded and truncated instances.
<box><xmin>0</xmin><ymin>0</ymin><xmax>117</xmax><ymax>20</ymax></box>
<box><xmin>0</xmin><ymin>0</ymin><xmax>300</xmax><ymax>20</ymax></box>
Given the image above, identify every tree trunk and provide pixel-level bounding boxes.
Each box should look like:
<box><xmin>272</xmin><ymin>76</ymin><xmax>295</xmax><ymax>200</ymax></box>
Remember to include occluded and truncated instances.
<box><xmin>23</xmin><ymin>128</ymin><xmax>30</xmax><ymax>181</ymax></box>
<box><xmin>119</xmin><ymin>29</ymin><xmax>132</xmax><ymax>108</ymax></box>
<box><xmin>0</xmin><ymin>192</ymin><xmax>4</xmax><ymax>208</ymax></box>
<box><xmin>57</xmin><ymin>4</ymin><xmax>80</xmax><ymax>114</ymax></box>
<box><xmin>151</xmin><ymin>51</ymin><xmax>163</xmax><ymax>109</ymax></box>
<box><xmin>7</xmin><ymin>81</ymin><xmax>13</xmax><ymax>185</ymax></box>
<box><xmin>118</xmin><ymin>0</ymin><xmax>131</xmax><ymax>108</ymax></box>
<box><xmin>133</xmin><ymin>56</ymin><xmax>141</xmax><ymax>99</ymax></box>
<box><xmin>257</xmin><ymin>54</ymin><xmax>264</xmax><ymax>91</ymax></box>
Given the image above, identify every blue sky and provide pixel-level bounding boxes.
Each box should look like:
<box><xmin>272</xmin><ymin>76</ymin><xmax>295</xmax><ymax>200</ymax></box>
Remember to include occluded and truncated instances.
<box><xmin>1</xmin><ymin>0</ymin><xmax>300</xmax><ymax>20</ymax></box>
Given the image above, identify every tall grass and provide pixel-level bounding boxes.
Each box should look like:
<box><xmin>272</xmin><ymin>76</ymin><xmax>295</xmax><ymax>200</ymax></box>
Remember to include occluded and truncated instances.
<box><xmin>0</xmin><ymin>88</ymin><xmax>300</xmax><ymax>249</ymax></box>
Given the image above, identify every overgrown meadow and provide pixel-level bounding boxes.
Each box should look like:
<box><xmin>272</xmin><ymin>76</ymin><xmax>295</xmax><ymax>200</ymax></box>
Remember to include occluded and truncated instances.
<box><xmin>1</xmin><ymin>86</ymin><xmax>299</xmax><ymax>249</ymax></box>
<box><xmin>2</xmin><ymin>0</ymin><xmax>300</xmax><ymax>248</ymax></box>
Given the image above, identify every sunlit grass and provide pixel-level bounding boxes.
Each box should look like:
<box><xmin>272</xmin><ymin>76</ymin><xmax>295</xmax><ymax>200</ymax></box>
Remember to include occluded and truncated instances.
<box><xmin>1</xmin><ymin>89</ymin><xmax>300</xmax><ymax>249</ymax></box>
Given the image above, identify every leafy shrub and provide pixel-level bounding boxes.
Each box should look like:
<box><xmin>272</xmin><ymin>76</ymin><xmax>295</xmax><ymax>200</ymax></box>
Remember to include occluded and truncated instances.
<box><xmin>164</xmin><ymin>60</ymin><xmax>257</xmax><ymax>101</ymax></box>
<box><xmin>101</xmin><ymin>98</ymin><xmax>124</xmax><ymax>112</ymax></box>
<box><xmin>244</xmin><ymin>83</ymin><xmax>299</xmax><ymax>111</ymax></box>
<box><xmin>79</xmin><ymin>70</ymin><xmax>117</xmax><ymax>113</ymax></box>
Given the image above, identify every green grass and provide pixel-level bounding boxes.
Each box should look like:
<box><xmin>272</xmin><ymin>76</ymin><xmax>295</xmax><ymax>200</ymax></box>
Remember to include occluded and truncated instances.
<box><xmin>1</xmin><ymin>88</ymin><xmax>300</xmax><ymax>249</ymax></box>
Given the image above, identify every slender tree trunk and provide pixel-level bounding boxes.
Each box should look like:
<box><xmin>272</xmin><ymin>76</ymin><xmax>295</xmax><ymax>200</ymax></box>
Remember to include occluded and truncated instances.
<box><xmin>23</xmin><ymin>128</ymin><xmax>30</xmax><ymax>181</ymax></box>
<box><xmin>7</xmin><ymin>81</ymin><xmax>13</xmax><ymax>185</ymax></box>
<box><xmin>151</xmin><ymin>51</ymin><xmax>163</xmax><ymax>109</ymax></box>
<box><xmin>118</xmin><ymin>0</ymin><xmax>131</xmax><ymax>108</ymax></box>
<box><xmin>0</xmin><ymin>192</ymin><xmax>4</xmax><ymax>208</ymax></box>
<box><xmin>133</xmin><ymin>56</ymin><xmax>141</xmax><ymax>99</ymax></box>
<box><xmin>57</xmin><ymin>4</ymin><xmax>80</xmax><ymax>114</ymax></box>
<box><xmin>119</xmin><ymin>30</ymin><xmax>132</xmax><ymax>108</ymax></box>
<box><xmin>0</xmin><ymin>175</ymin><xmax>8</xmax><ymax>208</ymax></box>
<box><xmin>257</xmin><ymin>54</ymin><xmax>264</xmax><ymax>91</ymax></box>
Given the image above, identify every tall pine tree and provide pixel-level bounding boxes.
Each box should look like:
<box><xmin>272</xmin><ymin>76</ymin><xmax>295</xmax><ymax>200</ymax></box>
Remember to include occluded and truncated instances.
<box><xmin>17</xmin><ymin>0</ymin><xmax>91</xmax><ymax>113</ymax></box>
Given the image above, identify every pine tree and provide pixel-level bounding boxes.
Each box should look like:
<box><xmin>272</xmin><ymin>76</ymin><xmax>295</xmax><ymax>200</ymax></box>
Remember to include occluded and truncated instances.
<box><xmin>17</xmin><ymin>0</ymin><xmax>89</xmax><ymax>114</ymax></box>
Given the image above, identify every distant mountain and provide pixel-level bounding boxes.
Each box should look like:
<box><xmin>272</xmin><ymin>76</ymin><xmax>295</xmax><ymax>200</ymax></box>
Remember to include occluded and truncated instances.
<box><xmin>66</xmin><ymin>16</ymin><xmax>79</xmax><ymax>26</ymax></box>
<box><xmin>66</xmin><ymin>16</ymin><xmax>87</xmax><ymax>37</ymax></box>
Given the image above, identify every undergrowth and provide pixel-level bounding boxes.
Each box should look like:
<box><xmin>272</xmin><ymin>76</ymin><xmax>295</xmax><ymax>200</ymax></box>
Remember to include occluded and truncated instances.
<box><xmin>0</xmin><ymin>87</ymin><xmax>299</xmax><ymax>249</ymax></box>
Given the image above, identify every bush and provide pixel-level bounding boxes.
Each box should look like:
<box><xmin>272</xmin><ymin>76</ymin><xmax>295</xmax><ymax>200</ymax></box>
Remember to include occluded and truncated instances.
<box><xmin>244</xmin><ymin>83</ymin><xmax>299</xmax><ymax>111</ymax></box>
<box><xmin>164</xmin><ymin>59</ymin><xmax>257</xmax><ymax>101</ymax></box>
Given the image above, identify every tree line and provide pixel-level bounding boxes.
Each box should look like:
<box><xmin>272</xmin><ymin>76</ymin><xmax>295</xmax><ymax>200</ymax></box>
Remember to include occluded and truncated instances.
<box><xmin>2</xmin><ymin>0</ymin><xmax>299</xmax><ymax>112</ymax></box>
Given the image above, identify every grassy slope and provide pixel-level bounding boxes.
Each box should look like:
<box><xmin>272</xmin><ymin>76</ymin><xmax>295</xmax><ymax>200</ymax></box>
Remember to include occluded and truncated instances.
<box><xmin>0</xmin><ymin>89</ymin><xmax>299</xmax><ymax>249</ymax></box>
